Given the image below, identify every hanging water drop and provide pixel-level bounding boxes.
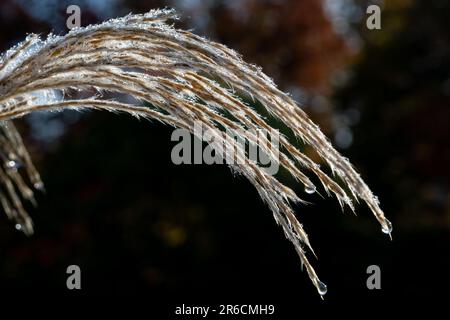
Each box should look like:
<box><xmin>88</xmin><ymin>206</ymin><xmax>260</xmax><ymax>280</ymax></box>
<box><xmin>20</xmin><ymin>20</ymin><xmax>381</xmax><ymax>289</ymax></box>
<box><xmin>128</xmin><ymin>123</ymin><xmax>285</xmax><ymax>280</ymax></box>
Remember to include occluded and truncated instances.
<box><xmin>381</xmin><ymin>219</ymin><xmax>393</xmax><ymax>235</ymax></box>
<box><xmin>6</xmin><ymin>160</ymin><xmax>17</xmax><ymax>169</ymax></box>
<box><xmin>33</xmin><ymin>181</ymin><xmax>44</xmax><ymax>191</ymax></box>
<box><xmin>316</xmin><ymin>280</ymin><xmax>327</xmax><ymax>296</ymax></box>
<box><xmin>305</xmin><ymin>185</ymin><xmax>316</xmax><ymax>194</ymax></box>
<box><xmin>15</xmin><ymin>223</ymin><xmax>22</xmax><ymax>231</ymax></box>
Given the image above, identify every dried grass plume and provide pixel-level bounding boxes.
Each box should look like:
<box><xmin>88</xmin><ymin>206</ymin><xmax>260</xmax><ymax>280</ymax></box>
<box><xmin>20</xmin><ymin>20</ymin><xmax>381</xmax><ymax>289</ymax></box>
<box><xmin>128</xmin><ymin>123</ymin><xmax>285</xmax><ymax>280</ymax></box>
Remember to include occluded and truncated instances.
<box><xmin>0</xmin><ymin>9</ymin><xmax>391</xmax><ymax>296</ymax></box>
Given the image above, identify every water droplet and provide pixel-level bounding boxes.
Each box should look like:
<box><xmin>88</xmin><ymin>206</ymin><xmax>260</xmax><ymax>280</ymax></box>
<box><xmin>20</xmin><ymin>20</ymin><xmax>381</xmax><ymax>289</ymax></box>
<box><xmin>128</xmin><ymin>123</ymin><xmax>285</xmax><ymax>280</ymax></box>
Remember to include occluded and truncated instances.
<box><xmin>305</xmin><ymin>185</ymin><xmax>316</xmax><ymax>194</ymax></box>
<box><xmin>316</xmin><ymin>280</ymin><xmax>327</xmax><ymax>296</ymax></box>
<box><xmin>6</xmin><ymin>160</ymin><xmax>19</xmax><ymax>169</ymax></box>
<box><xmin>381</xmin><ymin>219</ymin><xmax>393</xmax><ymax>235</ymax></box>
<box><xmin>33</xmin><ymin>182</ymin><xmax>44</xmax><ymax>191</ymax></box>
<box><xmin>15</xmin><ymin>223</ymin><xmax>22</xmax><ymax>231</ymax></box>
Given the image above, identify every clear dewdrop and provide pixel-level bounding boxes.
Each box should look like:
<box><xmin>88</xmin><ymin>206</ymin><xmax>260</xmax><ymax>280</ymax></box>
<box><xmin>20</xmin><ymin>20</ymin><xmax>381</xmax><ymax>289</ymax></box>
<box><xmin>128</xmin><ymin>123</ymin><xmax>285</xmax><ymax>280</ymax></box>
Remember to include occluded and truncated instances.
<box><xmin>305</xmin><ymin>185</ymin><xmax>316</xmax><ymax>194</ymax></box>
<box><xmin>6</xmin><ymin>160</ymin><xmax>15</xmax><ymax>168</ymax></box>
<box><xmin>33</xmin><ymin>181</ymin><xmax>45</xmax><ymax>191</ymax></box>
<box><xmin>316</xmin><ymin>280</ymin><xmax>328</xmax><ymax>297</ymax></box>
<box><xmin>15</xmin><ymin>223</ymin><xmax>22</xmax><ymax>231</ymax></box>
<box><xmin>381</xmin><ymin>218</ymin><xmax>393</xmax><ymax>235</ymax></box>
<box><xmin>6</xmin><ymin>159</ymin><xmax>21</xmax><ymax>170</ymax></box>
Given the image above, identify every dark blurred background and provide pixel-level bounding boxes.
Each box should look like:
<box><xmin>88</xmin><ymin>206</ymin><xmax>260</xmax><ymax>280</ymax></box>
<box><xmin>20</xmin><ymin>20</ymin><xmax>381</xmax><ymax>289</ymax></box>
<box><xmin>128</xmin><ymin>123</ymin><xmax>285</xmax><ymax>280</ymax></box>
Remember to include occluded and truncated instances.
<box><xmin>0</xmin><ymin>0</ymin><xmax>449</xmax><ymax>313</ymax></box>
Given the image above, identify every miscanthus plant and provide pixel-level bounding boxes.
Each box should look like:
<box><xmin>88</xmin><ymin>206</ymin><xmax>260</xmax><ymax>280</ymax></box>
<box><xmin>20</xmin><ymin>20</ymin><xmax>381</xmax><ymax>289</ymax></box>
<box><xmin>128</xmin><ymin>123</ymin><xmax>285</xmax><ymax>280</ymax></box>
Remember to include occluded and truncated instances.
<box><xmin>0</xmin><ymin>9</ymin><xmax>391</xmax><ymax>296</ymax></box>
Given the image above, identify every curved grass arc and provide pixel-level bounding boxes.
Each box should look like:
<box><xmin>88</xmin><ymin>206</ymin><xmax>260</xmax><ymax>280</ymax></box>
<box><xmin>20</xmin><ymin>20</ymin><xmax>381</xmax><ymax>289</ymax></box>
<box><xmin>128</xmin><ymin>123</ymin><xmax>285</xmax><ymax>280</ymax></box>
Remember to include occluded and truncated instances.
<box><xmin>0</xmin><ymin>9</ymin><xmax>391</xmax><ymax>296</ymax></box>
